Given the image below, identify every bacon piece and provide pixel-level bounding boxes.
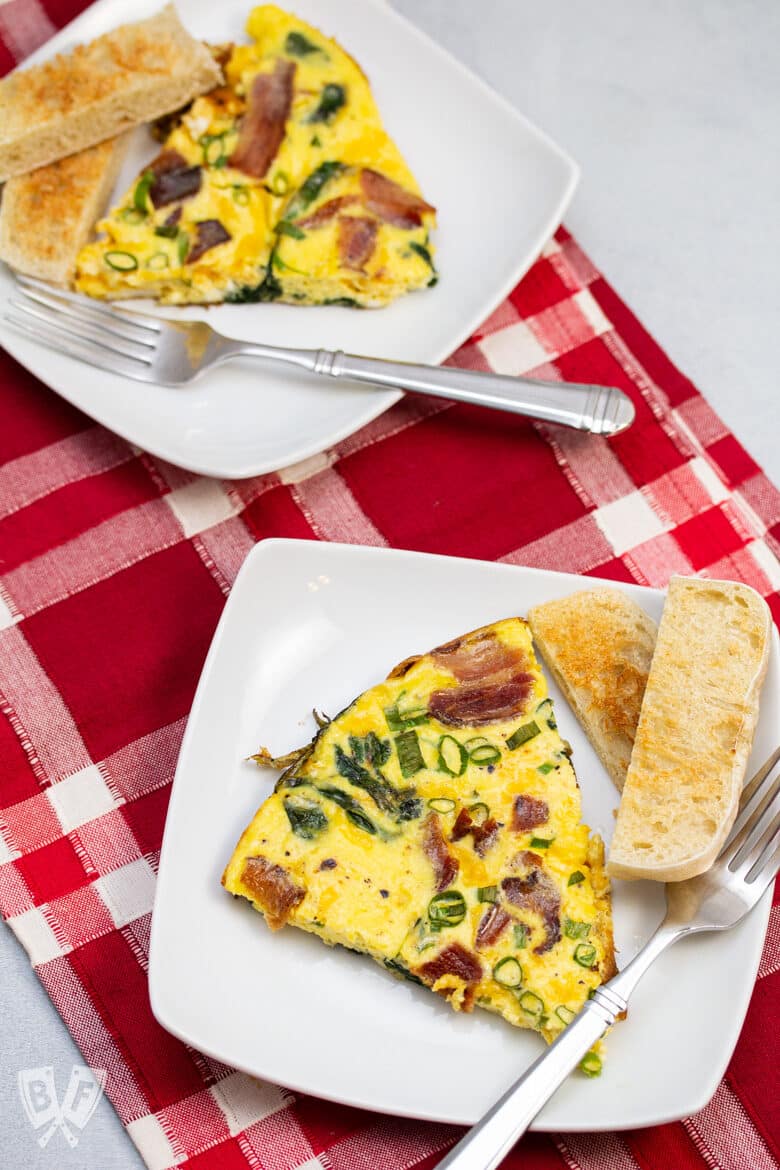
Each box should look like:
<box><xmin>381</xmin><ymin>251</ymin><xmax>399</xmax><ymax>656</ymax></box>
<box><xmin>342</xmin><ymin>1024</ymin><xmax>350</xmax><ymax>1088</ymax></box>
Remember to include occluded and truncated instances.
<box><xmin>230</xmin><ymin>59</ymin><xmax>295</xmax><ymax>179</ymax></box>
<box><xmin>451</xmin><ymin>809</ymin><xmax>500</xmax><ymax>857</ymax></box>
<box><xmin>512</xmin><ymin>794</ymin><xmax>550</xmax><ymax>833</ymax></box>
<box><xmin>501</xmin><ymin>870</ymin><xmax>561</xmax><ymax>955</ymax></box>
<box><xmin>432</xmin><ymin>630</ymin><xmax>523</xmax><ymax>682</ymax></box>
<box><xmin>149</xmin><ymin>156</ymin><xmax>202</xmax><ymax>209</ymax></box>
<box><xmin>429</xmin><ymin>675</ymin><xmax>534</xmax><ymax>727</ymax></box>
<box><xmin>429</xmin><ymin>627</ymin><xmax>535</xmax><ymax>727</ymax></box>
<box><xmin>361</xmin><ymin>168</ymin><xmax>435</xmax><ymax>229</ymax></box>
<box><xmin>163</xmin><ymin>206</ymin><xmax>182</xmax><ymax>228</ymax></box>
<box><xmin>422</xmin><ymin>812</ymin><xmax>459</xmax><ymax>892</ymax></box>
<box><xmin>511</xmin><ymin>850</ymin><xmax>543</xmax><ymax>870</ymax></box>
<box><xmin>185</xmin><ymin>219</ymin><xmax>231</xmax><ymax>264</ymax></box>
<box><xmin>337</xmin><ymin>215</ymin><xmax>377</xmax><ymax>270</ymax></box>
<box><xmin>416</xmin><ymin>943</ymin><xmax>483</xmax><ymax>1010</ymax></box>
<box><xmin>241</xmin><ymin>856</ymin><xmax>304</xmax><ymax>931</ymax></box>
<box><xmin>297</xmin><ymin>195</ymin><xmax>360</xmax><ymax>228</ymax></box>
<box><xmin>475</xmin><ymin>904</ymin><xmax>511</xmax><ymax>950</ymax></box>
<box><xmin>149</xmin><ymin>149</ymin><xmax>188</xmax><ymax>175</ymax></box>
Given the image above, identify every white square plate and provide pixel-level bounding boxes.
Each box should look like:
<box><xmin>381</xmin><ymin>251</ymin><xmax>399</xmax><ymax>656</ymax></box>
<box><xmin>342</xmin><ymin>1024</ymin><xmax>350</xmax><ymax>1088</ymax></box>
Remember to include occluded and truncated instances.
<box><xmin>150</xmin><ymin>540</ymin><xmax>776</xmax><ymax>1130</ymax></box>
<box><xmin>0</xmin><ymin>0</ymin><xmax>578</xmax><ymax>479</ymax></box>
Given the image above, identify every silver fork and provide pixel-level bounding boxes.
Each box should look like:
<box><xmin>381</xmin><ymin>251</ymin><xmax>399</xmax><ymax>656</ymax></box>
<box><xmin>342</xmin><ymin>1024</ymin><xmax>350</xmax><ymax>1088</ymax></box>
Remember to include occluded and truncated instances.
<box><xmin>3</xmin><ymin>276</ymin><xmax>635</xmax><ymax>436</ymax></box>
<box><xmin>438</xmin><ymin>745</ymin><xmax>780</xmax><ymax>1170</ymax></box>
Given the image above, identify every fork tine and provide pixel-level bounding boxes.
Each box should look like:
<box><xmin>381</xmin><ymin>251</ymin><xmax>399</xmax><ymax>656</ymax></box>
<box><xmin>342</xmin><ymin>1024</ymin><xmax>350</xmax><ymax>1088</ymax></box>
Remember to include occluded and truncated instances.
<box><xmin>4</xmin><ymin>311</ymin><xmax>156</xmax><ymax>383</ymax></box>
<box><xmin>7</xmin><ymin>297</ymin><xmax>154</xmax><ymax>364</ymax></box>
<box><xmin>718</xmin><ymin>745</ymin><xmax>780</xmax><ymax>859</ymax></box>
<box><xmin>16</xmin><ymin>274</ymin><xmax>163</xmax><ymax>333</ymax></box>
<box><xmin>744</xmin><ymin>816</ymin><xmax>780</xmax><ymax>883</ymax></box>
<box><xmin>15</xmin><ymin>283</ymin><xmax>158</xmax><ymax>348</ymax></box>
<box><xmin>731</xmin><ymin>803</ymin><xmax>780</xmax><ymax>875</ymax></box>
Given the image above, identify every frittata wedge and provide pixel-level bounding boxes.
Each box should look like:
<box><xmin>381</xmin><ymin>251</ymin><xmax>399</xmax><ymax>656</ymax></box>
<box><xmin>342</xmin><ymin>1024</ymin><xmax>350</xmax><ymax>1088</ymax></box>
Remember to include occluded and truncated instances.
<box><xmin>223</xmin><ymin>619</ymin><xmax>615</xmax><ymax>1054</ymax></box>
<box><xmin>75</xmin><ymin>5</ymin><xmax>436</xmax><ymax>307</ymax></box>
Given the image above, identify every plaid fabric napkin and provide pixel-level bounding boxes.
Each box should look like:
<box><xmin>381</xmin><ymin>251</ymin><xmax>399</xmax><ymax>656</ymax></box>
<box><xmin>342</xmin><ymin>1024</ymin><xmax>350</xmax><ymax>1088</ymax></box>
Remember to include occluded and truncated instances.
<box><xmin>2</xmin><ymin>5</ymin><xmax>780</xmax><ymax>1170</ymax></box>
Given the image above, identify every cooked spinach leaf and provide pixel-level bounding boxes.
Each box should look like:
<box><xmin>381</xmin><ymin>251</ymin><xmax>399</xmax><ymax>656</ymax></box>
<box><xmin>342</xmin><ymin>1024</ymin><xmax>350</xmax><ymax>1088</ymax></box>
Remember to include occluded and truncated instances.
<box><xmin>308</xmin><ymin>83</ymin><xmax>347</xmax><ymax>124</ymax></box>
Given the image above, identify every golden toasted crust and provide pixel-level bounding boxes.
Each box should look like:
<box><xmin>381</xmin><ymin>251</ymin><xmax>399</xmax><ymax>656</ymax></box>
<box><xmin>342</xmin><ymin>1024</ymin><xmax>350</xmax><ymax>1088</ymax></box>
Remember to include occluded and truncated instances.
<box><xmin>528</xmin><ymin>589</ymin><xmax>657</xmax><ymax>791</ymax></box>
<box><xmin>0</xmin><ymin>136</ymin><xmax>129</xmax><ymax>284</ymax></box>
<box><xmin>609</xmin><ymin>576</ymin><xmax>771</xmax><ymax>882</ymax></box>
<box><xmin>0</xmin><ymin>5</ymin><xmax>222</xmax><ymax>181</ymax></box>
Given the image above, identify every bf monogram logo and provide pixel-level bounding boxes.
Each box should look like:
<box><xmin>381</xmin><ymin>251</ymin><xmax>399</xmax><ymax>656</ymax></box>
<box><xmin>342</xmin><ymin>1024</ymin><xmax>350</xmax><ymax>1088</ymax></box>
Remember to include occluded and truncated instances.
<box><xmin>18</xmin><ymin>1065</ymin><xmax>107</xmax><ymax>1148</ymax></box>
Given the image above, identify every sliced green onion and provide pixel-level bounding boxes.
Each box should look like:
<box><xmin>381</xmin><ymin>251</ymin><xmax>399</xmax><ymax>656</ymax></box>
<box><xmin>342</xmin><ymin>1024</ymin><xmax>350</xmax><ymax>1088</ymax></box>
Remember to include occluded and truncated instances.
<box><xmin>568</xmin><ymin>870</ymin><xmax>585</xmax><ymax>887</ymax></box>
<box><xmin>384</xmin><ymin>703</ymin><xmax>428</xmax><ymax>732</ymax></box>
<box><xmin>177</xmin><ymin>232</ymin><xmax>189</xmax><ymax>265</ymax></box>
<box><xmin>464</xmin><ymin>736</ymin><xmax>490</xmax><ymax>751</ymax></box>
<box><xmin>395</xmin><ymin>730</ymin><xmax>424</xmax><ymax>779</ymax></box>
<box><xmin>104</xmin><ymin>251</ymin><xmax>138</xmax><ymax>272</ymax></box>
<box><xmin>493</xmin><ymin>956</ymin><xmax>523</xmax><ymax>988</ymax></box>
<box><xmin>469</xmin><ymin>743</ymin><xmax>501</xmax><ymax>766</ymax></box>
<box><xmin>529</xmin><ymin>836</ymin><xmax>554</xmax><ymax>849</ymax></box>
<box><xmin>476</xmin><ymin>885</ymin><xmax>498</xmax><ymax>903</ymax></box>
<box><xmin>519</xmin><ymin>990</ymin><xmax>545</xmax><ymax>1021</ymax></box>
<box><xmin>310</xmin><ymin>134</ymin><xmax>322</xmax><ymax>147</ymax></box>
<box><xmin>555</xmin><ymin>1005</ymin><xmax>576</xmax><ymax>1026</ymax></box>
<box><xmin>146</xmin><ymin>251</ymin><xmax>170</xmax><ymax>270</ymax></box>
<box><xmin>564</xmin><ymin>918</ymin><xmax>592</xmax><ymax>940</ymax></box>
<box><xmin>307</xmin><ymin>82</ymin><xmax>346</xmax><ymax>124</ymax></box>
<box><xmin>154</xmin><ymin>223</ymin><xmax>179</xmax><ymax>239</ymax></box>
<box><xmin>427</xmin><ymin>797</ymin><xmax>456</xmax><ymax>814</ymax></box>
<box><xmin>437</xmin><ymin>735</ymin><xmax>468</xmax><ymax>776</ymax></box>
<box><xmin>535</xmin><ymin>698</ymin><xmax>557</xmax><ymax>730</ymax></box>
<box><xmin>580</xmin><ymin>1052</ymin><xmax>602</xmax><ymax>1078</ymax></box>
<box><xmin>506</xmin><ymin>720</ymin><xmax>541</xmax><ymax>751</ymax></box>
<box><xmin>284</xmin><ymin>799</ymin><xmax>328</xmax><ymax>839</ymax></box>
<box><xmin>201</xmin><ymin>133</ymin><xmax>228</xmax><ymax>167</ymax></box>
<box><xmin>428</xmin><ymin>890</ymin><xmax>466</xmax><ymax>929</ymax></box>
<box><xmin>270</xmin><ymin>170</ymin><xmax>290</xmax><ymax>195</ymax></box>
<box><xmin>410</xmin><ymin>241</ymin><xmax>434</xmax><ymax>267</ymax></box>
<box><xmin>573</xmin><ymin>942</ymin><xmax>597</xmax><ymax>968</ymax></box>
<box><xmin>467</xmin><ymin>801</ymin><xmax>490</xmax><ymax>825</ymax></box>
<box><xmin>119</xmin><ymin>207</ymin><xmax>145</xmax><ymax>224</ymax></box>
<box><xmin>537</xmin><ymin>762</ymin><xmax>555</xmax><ymax>775</ymax></box>
<box><xmin>513</xmin><ymin>923</ymin><xmax>528</xmax><ymax>949</ymax></box>
<box><xmin>232</xmin><ymin>186</ymin><xmax>250</xmax><ymax>206</ymax></box>
<box><xmin>133</xmin><ymin>171</ymin><xmax>154</xmax><ymax>214</ymax></box>
<box><xmin>276</xmin><ymin>220</ymin><xmax>306</xmax><ymax>240</ymax></box>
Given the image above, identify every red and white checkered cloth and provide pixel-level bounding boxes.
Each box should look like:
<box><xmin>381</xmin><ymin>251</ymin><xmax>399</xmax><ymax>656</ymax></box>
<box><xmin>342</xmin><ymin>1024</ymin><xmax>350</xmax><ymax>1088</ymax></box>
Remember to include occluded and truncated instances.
<box><xmin>2</xmin><ymin>4</ymin><xmax>780</xmax><ymax>1170</ymax></box>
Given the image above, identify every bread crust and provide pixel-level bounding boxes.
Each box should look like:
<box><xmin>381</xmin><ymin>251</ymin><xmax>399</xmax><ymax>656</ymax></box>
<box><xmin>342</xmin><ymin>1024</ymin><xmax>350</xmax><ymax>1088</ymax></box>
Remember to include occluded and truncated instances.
<box><xmin>0</xmin><ymin>136</ymin><xmax>129</xmax><ymax>284</ymax></box>
<box><xmin>528</xmin><ymin>589</ymin><xmax>657</xmax><ymax>792</ymax></box>
<box><xmin>608</xmin><ymin>576</ymin><xmax>771</xmax><ymax>882</ymax></box>
<box><xmin>0</xmin><ymin>5</ymin><xmax>222</xmax><ymax>181</ymax></box>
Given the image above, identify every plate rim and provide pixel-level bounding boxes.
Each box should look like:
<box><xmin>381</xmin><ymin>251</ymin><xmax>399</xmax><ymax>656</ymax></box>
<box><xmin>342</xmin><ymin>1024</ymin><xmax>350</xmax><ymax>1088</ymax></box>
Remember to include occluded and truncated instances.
<box><xmin>0</xmin><ymin>0</ymin><xmax>579</xmax><ymax>479</ymax></box>
<box><xmin>149</xmin><ymin>538</ymin><xmax>774</xmax><ymax>1130</ymax></box>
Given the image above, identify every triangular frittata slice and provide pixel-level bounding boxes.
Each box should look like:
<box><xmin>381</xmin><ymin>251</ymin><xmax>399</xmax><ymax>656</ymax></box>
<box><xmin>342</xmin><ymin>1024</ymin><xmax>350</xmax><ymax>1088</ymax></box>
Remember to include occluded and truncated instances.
<box><xmin>75</xmin><ymin>5</ymin><xmax>436</xmax><ymax>307</ymax></box>
<box><xmin>223</xmin><ymin>619</ymin><xmax>615</xmax><ymax>1049</ymax></box>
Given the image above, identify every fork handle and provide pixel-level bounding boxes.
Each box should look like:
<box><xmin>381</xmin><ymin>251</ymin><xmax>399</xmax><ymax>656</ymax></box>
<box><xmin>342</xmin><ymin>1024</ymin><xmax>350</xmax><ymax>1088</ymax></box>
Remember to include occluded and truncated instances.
<box><xmin>235</xmin><ymin>343</ymin><xmax>635</xmax><ymax>436</ymax></box>
<box><xmin>317</xmin><ymin>350</ymin><xmax>634</xmax><ymax>436</ymax></box>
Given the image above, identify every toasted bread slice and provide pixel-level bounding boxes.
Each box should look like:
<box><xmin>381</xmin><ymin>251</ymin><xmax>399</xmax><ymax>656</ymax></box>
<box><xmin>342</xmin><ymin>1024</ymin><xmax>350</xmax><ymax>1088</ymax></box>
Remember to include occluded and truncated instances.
<box><xmin>528</xmin><ymin>589</ymin><xmax>657</xmax><ymax>792</ymax></box>
<box><xmin>0</xmin><ymin>5</ymin><xmax>221</xmax><ymax>182</ymax></box>
<box><xmin>0</xmin><ymin>136</ymin><xmax>129</xmax><ymax>284</ymax></box>
<box><xmin>608</xmin><ymin>576</ymin><xmax>771</xmax><ymax>882</ymax></box>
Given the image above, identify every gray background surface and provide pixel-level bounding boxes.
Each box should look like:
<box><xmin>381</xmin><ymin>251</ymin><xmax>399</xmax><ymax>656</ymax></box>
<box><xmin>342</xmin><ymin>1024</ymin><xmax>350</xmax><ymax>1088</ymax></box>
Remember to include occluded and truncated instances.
<box><xmin>1</xmin><ymin>1</ymin><xmax>777</xmax><ymax>1165</ymax></box>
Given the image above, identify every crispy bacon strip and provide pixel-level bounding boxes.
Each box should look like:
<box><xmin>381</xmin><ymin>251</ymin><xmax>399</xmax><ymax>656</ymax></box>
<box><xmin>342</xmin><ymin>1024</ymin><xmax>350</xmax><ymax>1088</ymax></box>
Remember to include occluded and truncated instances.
<box><xmin>230</xmin><ymin>59</ymin><xmax>295</xmax><ymax>179</ymax></box>
<box><xmin>241</xmin><ymin>856</ymin><xmax>304</xmax><ymax>931</ymax></box>
<box><xmin>185</xmin><ymin>219</ymin><xmax>231</xmax><ymax>264</ymax></box>
<box><xmin>502</xmin><ymin>869</ymin><xmax>561</xmax><ymax>955</ymax></box>
<box><xmin>512</xmin><ymin>794</ymin><xmax>550</xmax><ymax>833</ymax></box>
<box><xmin>429</xmin><ymin>676</ymin><xmax>534</xmax><ymax>727</ymax></box>
<box><xmin>337</xmin><ymin>215</ymin><xmax>378</xmax><ymax>270</ymax></box>
<box><xmin>475</xmin><ymin>904</ymin><xmax>511</xmax><ymax>950</ymax></box>
<box><xmin>511</xmin><ymin>850</ymin><xmax>543</xmax><ymax>870</ymax></box>
<box><xmin>416</xmin><ymin>943</ymin><xmax>483</xmax><ymax>1011</ymax></box>
<box><xmin>297</xmin><ymin>195</ymin><xmax>360</xmax><ymax>228</ymax></box>
<box><xmin>422</xmin><ymin>812</ymin><xmax>459</xmax><ymax>891</ymax></box>
<box><xmin>360</xmin><ymin>168</ymin><xmax>435</xmax><ymax>229</ymax></box>
<box><xmin>429</xmin><ymin>628</ymin><xmax>535</xmax><ymax>727</ymax></box>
